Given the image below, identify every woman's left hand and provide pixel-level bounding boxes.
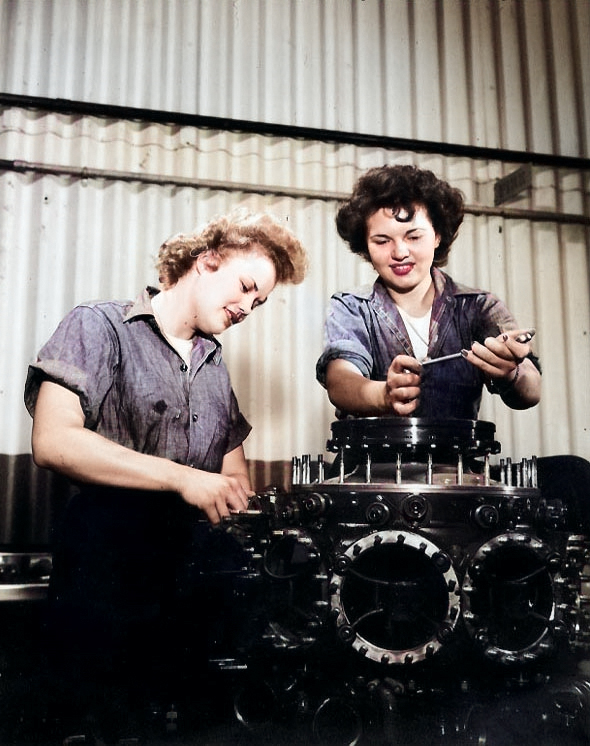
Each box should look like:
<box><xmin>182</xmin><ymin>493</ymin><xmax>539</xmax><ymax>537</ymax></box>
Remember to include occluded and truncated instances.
<box><xmin>461</xmin><ymin>328</ymin><xmax>540</xmax><ymax>409</ymax></box>
<box><xmin>462</xmin><ymin>328</ymin><xmax>534</xmax><ymax>382</ymax></box>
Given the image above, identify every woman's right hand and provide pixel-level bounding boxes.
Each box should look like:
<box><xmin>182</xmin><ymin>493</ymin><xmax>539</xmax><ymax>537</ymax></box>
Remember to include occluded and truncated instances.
<box><xmin>385</xmin><ymin>354</ymin><xmax>422</xmax><ymax>415</ymax></box>
<box><xmin>177</xmin><ymin>468</ymin><xmax>252</xmax><ymax>525</ymax></box>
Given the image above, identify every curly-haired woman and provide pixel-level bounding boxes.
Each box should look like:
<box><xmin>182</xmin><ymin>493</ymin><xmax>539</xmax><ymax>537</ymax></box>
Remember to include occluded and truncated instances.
<box><xmin>25</xmin><ymin>209</ymin><xmax>308</xmax><ymax>737</ymax></box>
<box><xmin>316</xmin><ymin>164</ymin><xmax>541</xmax><ymax>419</ymax></box>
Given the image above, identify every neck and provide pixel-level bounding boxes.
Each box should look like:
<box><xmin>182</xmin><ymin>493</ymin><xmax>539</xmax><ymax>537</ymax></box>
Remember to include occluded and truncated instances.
<box><xmin>152</xmin><ymin>287</ymin><xmax>194</xmax><ymax>340</ymax></box>
<box><xmin>387</xmin><ymin>277</ymin><xmax>435</xmax><ymax>317</ymax></box>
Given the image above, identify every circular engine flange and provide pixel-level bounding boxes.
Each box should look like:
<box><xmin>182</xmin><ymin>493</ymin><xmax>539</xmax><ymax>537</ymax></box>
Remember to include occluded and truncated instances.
<box><xmin>462</xmin><ymin>532</ymin><xmax>557</xmax><ymax>664</ymax></box>
<box><xmin>330</xmin><ymin>530</ymin><xmax>461</xmax><ymax>665</ymax></box>
<box><xmin>327</xmin><ymin>417</ymin><xmax>501</xmax><ymax>462</ymax></box>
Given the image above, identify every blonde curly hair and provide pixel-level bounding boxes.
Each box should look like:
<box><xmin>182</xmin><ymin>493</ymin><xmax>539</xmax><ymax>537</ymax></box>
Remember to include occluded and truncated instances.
<box><xmin>157</xmin><ymin>210</ymin><xmax>308</xmax><ymax>289</ymax></box>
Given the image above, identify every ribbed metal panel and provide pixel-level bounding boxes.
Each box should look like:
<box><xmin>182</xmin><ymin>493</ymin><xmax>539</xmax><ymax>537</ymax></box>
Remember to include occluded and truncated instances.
<box><xmin>0</xmin><ymin>0</ymin><xmax>588</xmax><ymax>157</ymax></box>
<box><xmin>1</xmin><ymin>105</ymin><xmax>589</xmax><ymax>543</ymax></box>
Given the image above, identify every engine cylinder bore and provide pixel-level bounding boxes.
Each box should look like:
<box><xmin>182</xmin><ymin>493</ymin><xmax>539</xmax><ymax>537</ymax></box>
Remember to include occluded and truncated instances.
<box><xmin>330</xmin><ymin>531</ymin><xmax>460</xmax><ymax>664</ymax></box>
<box><xmin>260</xmin><ymin>530</ymin><xmax>328</xmax><ymax>649</ymax></box>
<box><xmin>462</xmin><ymin>533</ymin><xmax>556</xmax><ymax>663</ymax></box>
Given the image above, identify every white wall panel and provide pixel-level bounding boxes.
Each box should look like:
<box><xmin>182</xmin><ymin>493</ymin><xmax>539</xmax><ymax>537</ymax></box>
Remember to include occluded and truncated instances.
<box><xmin>0</xmin><ymin>0</ymin><xmax>587</xmax><ymax>157</ymax></box>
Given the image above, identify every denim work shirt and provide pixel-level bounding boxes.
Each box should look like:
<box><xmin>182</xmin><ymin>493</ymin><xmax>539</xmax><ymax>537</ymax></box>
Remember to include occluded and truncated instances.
<box><xmin>25</xmin><ymin>287</ymin><xmax>251</xmax><ymax>473</ymax></box>
<box><xmin>316</xmin><ymin>268</ymin><xmax>521</xmax><ymax>420</ymax></box>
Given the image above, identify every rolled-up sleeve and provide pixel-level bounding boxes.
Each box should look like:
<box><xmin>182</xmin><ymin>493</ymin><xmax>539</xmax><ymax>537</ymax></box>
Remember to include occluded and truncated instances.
<box><xmin>24</xmin><ymin>306</ymin><xmax>119</xmax><ymax>429</ymax></box>
<box><xmin>316</xmin><ymin>293</ymin><xmax>375</xmax><ymax>387</ymax></box>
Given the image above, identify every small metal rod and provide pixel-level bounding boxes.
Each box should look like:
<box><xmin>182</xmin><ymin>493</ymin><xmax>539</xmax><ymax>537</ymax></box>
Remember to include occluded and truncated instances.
<box><xmin>506</xmin><ymin>458</ymin><xmax>513</xmax><ymax>486</ymax></box>
<box><xmin>396</xmin><ymin>453</ymin><xmax>402</xmax><ymax>484</ymax></box>
<box><xmin>365</xmin><ymin>452</ymin><xmax>372</xmax><ymax>484</ymax></box>
<box><xmin>427</xmin><ymin>453</ymin><xmax>433</xmax><ymax>485</ymax></box>
<box><xmin>302</xmin><ymin>454</ymin><xmax>311</xmax><ymax>484</ymax></box>
<box><xmin>457</xmin><ymin>453</ymin><xmax>464</xmax><ymax>485</ymax></box>
<box><xmin>520</xmin><ymin>458</ymin><xmax>531</xmax><ymax>487</ymax></box>
<box><xmin>421</xmin><ymin>352</ymin><xmax>464</xmax><ymax>366</ymax></box>
<box><xmin>484</xmin><ymin>454</ymin><xmax>490</xmax><ymax>486</ymax></box>
<box><xmin>291</xmin><ymin>456</ymin><xmax>300</xmax><ymax>485</ymax></box>
<box><xmin>339</xmin><ymin>448</ymin><xmax>345</xmax><ymax>484</ymax></box>
<box><xmin>317</xmin><ymin>454</ymin><xmax>324</xmax><ymax>483</ymax></box>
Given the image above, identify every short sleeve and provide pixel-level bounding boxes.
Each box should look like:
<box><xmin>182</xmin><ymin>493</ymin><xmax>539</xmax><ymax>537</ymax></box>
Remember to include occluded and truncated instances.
<box><xmin>316</xmin><ymin>294</ymin><xmax>375</xmax><ymax>387</ymax></box>
<box><xmin>24</xmin><ymin>305</ymin><xmax>120</xmax><ymax>429</ymax></box>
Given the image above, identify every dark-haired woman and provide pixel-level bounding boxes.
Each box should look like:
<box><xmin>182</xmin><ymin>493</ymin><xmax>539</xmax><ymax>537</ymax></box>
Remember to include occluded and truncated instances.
<box><xmin>316</xmin><ymin>165</ymin><xmax>541</xmax><ymax>419</ymax></box>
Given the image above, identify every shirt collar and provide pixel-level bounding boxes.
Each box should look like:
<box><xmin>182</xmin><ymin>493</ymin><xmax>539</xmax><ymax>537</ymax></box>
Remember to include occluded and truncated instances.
<box><xmin>124</xmin><ymin>287</ymin><xmax>223</xmax><ymax>363</ymax></box>
<box><xmin>123</xmin><ymin>287</ymin><xmax>157</xmax><ymax>322</ymax></box>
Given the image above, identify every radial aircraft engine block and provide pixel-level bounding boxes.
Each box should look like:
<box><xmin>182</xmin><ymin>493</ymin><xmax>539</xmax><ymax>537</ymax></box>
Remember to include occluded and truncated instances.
<box><xmin>226</xmin><ymin>418</ymin><xmax>590</xmax><ymax>678</ymax></box>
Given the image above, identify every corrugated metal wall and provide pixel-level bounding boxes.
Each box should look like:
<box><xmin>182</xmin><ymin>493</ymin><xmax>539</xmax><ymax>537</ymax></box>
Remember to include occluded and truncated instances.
<box><xmin>0</xmin><ymin>0</ymin><xmax>589</xmax><ymax>543</ymax></box>
<box><xmin>0</xmin><ymin>0</ymin><xmax>588</xmax><ymax>156</ymax></box>
<box><xmin>2</xmin><ymin>106</ymin><xmax>588</xmax><ymax>460</ymax></box>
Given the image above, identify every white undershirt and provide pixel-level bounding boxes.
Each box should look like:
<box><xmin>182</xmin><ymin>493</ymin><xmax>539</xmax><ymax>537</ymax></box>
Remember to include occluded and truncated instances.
<box><xmin>162</xmin><ymin>332</ymin><xmax>193</xmax><ymax>367</ymax></box>
<box><xmin>397</xmin><ymin>306</ymin><xmax>431</xmax><ymax>362</ymax></box>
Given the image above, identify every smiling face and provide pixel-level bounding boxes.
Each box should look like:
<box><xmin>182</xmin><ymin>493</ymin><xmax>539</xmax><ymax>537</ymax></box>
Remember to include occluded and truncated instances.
<box><xmin>366</xmin><ymin>205</ymin><xmax>440</xmax><ymax>301</ymax></box>
<box><xmin>176</xmin><ymin>248</ymin><xmax>277</xmax><ymax>337</ymax></box>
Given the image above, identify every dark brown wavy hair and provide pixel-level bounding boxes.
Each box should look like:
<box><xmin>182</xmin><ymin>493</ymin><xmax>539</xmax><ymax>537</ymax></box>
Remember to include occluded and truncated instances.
<box><xmin>157</xmin><ymin>209</ymin><xmax>308</xmax><ymax>289</ymax></box>
<box><xmin>336</xmin><ymin>164</ymin><xmax>465</xmax><ymax>267</ymax></box>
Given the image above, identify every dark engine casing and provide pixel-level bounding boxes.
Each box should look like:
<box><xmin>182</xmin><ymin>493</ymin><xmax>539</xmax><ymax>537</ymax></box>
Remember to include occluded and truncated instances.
<box><xmin>221</xmin><ymin>418</ymin><xmax>590</xmax><ymax>744</ymax></box>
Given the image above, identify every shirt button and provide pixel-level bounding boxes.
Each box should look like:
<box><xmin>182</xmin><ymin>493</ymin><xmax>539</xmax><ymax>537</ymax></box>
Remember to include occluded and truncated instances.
<box><xmin>192</xmin><ymin>413</ymin><xmax>198</xmax><ymax>422</ymax></box>
<box><xmin>180</xmin><ymin>363</ymin><xmax>188</xmax><ymax>372</ymax></box>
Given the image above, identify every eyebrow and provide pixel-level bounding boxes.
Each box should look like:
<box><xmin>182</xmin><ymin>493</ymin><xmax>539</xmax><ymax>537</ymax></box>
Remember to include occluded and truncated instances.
<box><xmin>244</xmin><ymin>275</ymin><xmax>259</xmax><ymax>292</ymax></box>
<box><xmin>245</xmin><ymin>276</ymin><xmax>270</xmax><ymax>305</ymax></box>
<box><xmin>370</xmin><ymin>225</ymin><xmax>423</xmax><ymax>239</ymax></box>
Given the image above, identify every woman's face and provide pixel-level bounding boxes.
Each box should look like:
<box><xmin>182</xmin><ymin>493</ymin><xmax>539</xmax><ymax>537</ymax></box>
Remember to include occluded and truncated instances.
<box><xmin>365</xmin><ymin>205</ymin><xmax>440</xmax><ymax>298</ymax></box>
<box><xmin>185</xmin><ymin>248</ymin><xmax>277</xmax><ymax>335</ymax></box>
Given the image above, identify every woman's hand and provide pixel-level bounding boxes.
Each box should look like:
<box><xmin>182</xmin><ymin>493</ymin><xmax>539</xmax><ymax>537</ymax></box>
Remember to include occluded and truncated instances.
<box><xmin>462</xmin><ymin>329</ymin><xmax>533</xmax><ymax>380</ymax></box>
<box><xmin>385</xmin><ymin>354</ymin><xmax>422</xmax><ymax>415</ymax></box>
<box><xmin>461</xmin><ymin>329</ymin><xmax>541</xmax><ymax>408</ymax></box>
<box><xmin>325</xmin><ymin>358</ymin><xmax>421</xmax><ymax>417</ymax></box>
<box><xmin>176</xmin><ymin>467</ymin><xmax>252</xmax><ymax>525</ymax></box>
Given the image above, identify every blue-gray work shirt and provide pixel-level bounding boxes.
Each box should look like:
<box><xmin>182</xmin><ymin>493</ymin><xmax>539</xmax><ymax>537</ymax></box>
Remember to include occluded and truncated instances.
<box><xmin>25</xmin><ymin>287</ymin><xmax>251</xmax><ymax>474</ymax></box>
<box><xmin>316</xmin><ymin>268</ymin><xmax>522</xmax><ymax>420</ymax></box>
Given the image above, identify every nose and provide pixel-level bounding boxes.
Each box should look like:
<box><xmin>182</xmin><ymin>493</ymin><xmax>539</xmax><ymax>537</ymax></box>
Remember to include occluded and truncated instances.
<box><xmin>390</xmin><ymin>239</ymin><xmax>410</xmax><ymax>261</ymax></box>
<box><xmin>238</xmin><ymin>300</ymin><xmax>253</xmax><ymax>317</ymax></box>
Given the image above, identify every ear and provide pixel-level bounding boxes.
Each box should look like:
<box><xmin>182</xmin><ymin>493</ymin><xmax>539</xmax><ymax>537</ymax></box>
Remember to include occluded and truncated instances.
<box><xmin>195</xmin><ymin>250</ymin><xmax>221</xmax><ymax>274</ymax></box>
<box><xmin>434</xmin><ymin>234</ymin><xmax>441</xmax><ymax>249</ymax></box>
